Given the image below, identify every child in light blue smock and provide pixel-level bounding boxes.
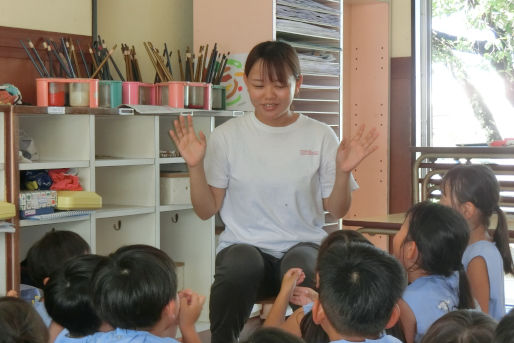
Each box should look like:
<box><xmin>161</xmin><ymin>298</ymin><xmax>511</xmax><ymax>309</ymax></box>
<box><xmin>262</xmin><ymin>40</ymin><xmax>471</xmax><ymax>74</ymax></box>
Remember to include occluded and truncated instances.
<box><xmin>393</xmin><ymin>202</ymin><xmax>475</xmax><ymax>343</ymax></box>
<box><xmin>440</xmin><ymin>164</ymin><xmax>514</xmax><ymax>320</ymax></box>
<box><xmin>91</xmin><ymin>245</ymin><xmax>205</xmax><ymax>343</ymax></box>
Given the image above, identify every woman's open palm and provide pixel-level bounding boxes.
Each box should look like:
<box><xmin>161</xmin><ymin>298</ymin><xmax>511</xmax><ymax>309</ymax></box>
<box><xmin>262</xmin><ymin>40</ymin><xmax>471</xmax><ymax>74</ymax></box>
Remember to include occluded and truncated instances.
<box><xmin>337</xmin><ymin>124</ymin><xmax>379</xmax><ymax>172</ymax></box>
<box><xmin>169</xmin><ymin>115</ymin><xmax>207</xmax><ymax>168</ymax></box>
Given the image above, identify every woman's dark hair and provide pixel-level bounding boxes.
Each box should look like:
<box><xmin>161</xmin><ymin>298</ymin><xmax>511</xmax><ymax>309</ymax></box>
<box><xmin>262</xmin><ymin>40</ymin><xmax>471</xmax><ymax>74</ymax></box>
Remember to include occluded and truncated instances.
<box><xmin>405</xmin><ymin>201</ymin><xmax>474</xmax><ymax>309</ymax></box>
<box><xmin>0</xmin><ymin>296</ymin><xmax>49</xmax><ymax>343</ymax></box>
<box><xmin>241</xmin><ymin>327</ymin><xmax>305</xmax><ymax>343</ymax></box>
<box><xmin>421</xmin><ymin>310</ymin><xmax>496</xmax><ymax>343</ymax></box>
<box><xmin>494</xmin><ymin>308</ymin><xmax>514</xmax><ymax>343</ymax></box>
<box><xmin>442</xmin><ymin>164</ymin><xmax>514</xmax><ymax>274</ymax></box>
<box><xmin>44</xmin><ymin>254</ymin><xmax>107</xmax><ymax>337</ymax></box>
<box><xmin>91</xmin><ymin>244</ymin><xmax>177</xmax><ymax>330</ymax></box>
<box><xmin>26</xmin><ymin>229</ymin><xmax>91</xmax><ymax>288</ymax></box>
<box><xmin>245</xmin><ymin>41</ymin><xmax>301</xmax><ymax>83</ymax></box>
<box><xmin>299</xmin><ymin>230</ymin><xmax>371</xmax><ymax>343</ymax></box>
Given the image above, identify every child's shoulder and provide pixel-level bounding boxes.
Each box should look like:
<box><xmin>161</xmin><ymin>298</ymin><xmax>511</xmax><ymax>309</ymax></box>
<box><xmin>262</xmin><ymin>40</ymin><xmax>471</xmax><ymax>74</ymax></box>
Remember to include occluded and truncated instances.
<box><xmin>463</xmin><ymin>240</ymin><xmax>502</xmax><ymax>267</ymax></box>
<box><xmin>93</xmin><ymin>329</ymin><xmax>180</xmax><ymax>343</ymax></box>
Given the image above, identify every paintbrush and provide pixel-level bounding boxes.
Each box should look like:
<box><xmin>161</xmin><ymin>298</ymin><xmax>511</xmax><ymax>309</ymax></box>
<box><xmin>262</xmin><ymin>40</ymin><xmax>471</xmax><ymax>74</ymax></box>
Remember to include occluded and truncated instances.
<box><xmin>164</xmin><ymin>43</ymin><xmax>173</xmax><ymax>76</ymax></box>
<box><xmin>61</xmin><ymin>37</ymin><xmax>76</xmax><ymax>77</ymax></box>
<box><xmin>76</xmin><ymin>40</ymin><xmax>90</xmax><ymax>78</ymax></box>
<box><xmin>216</xmin><ymin>52</ymin><xmax>230</xmax><ymax>85</ymax></box>
<box><xmin>103</xmin><ymin>42</ymin><xmax>125</xmax><ymax>81</ymax></box>
<box><xmin>131</xmin><ymin>46</ymin><xmax>141</xmax><ymax>82</ymax></box>
<box><xmin>88</xmin><ymin>45</ymin><xmax>100</xmax><ymax>79</ymax></box>
<box><xmin>177</xmin><ymin>49</ymin><xmax>184</xmax><ymax>81</ymax></box>
<box><xmin>48</xmin><ymin>39</ymin><xmax>72</xmax><ymax>78</ymax></box>
<box><xmin>201</xmin><ymin>44</ymin><xmax>209</xmax><ymax>81</ymax></box>
<box><xmin>27</xmin><ymin>40</ymin><xmax>49</xmax><ymax>77</ymax></box>
<box><xmin>68</xmin><ymin>39</ymin><xmax>82</xmax><ymax>78</ymax></box>
<box><xmin>20</xmin><ymin>40</ymin><xmax>44</xmax><ymax>77</ymax></box>
<box><xmin>43</xmin><ymin>42</ymin><xmax>54</xmax><ymax>77</ymax></box>
<box><xmin>91</xmin><ymin>44</ymin><xmax>117</xmax><ymax>78</ymax></box>
<box><xmin>148</xmin><ymin>42</ymin><xmax>172</xmax><ymax>81</ymax></box>
<box><xmin>144</xmin><ymin>42</ymin><xmax>166</xmax><ymax>82</ymax></box>
<box><xmin>204</xmin><ymin>43</ymin><xmax>217</xmax><ymax>83</ymax></box>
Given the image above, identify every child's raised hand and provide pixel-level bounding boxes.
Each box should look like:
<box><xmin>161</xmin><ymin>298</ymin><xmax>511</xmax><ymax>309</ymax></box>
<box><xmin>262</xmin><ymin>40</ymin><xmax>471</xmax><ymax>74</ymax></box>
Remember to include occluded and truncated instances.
<box><xmin>6</xmin><ymin>289</ymin><xmax>18</xmax><ymax>297</ymax></box>
<box><xmin>178</xmin><ymin>289</ymin><xmax>206</xmax><ymax>329</ymax></box>
<box><xmin>279</xmin><ymin>268</ymin><xmax>305</xmax><ymax>299</ymax></box>
<box><xmin>290</xmin><ymin>286</ymin><xmax>318</xmax><ymax>306</ymax></box>
<box><xmin>336</xmin><ymin>124</ymin><xmax>379</xmax><ymax>173</ymax></box>
<box><xmin>169</xmin><ymin>115</ymin><xmax>207</xmax><ymax>168</ymax></box>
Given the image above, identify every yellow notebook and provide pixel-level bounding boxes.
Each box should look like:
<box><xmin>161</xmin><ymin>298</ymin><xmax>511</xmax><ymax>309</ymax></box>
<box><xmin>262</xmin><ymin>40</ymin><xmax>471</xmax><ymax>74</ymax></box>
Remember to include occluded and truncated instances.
<box><xmin>56</xmin><ymin>191</ymin><xmax>102</xmax><ymax>210</ymax></box>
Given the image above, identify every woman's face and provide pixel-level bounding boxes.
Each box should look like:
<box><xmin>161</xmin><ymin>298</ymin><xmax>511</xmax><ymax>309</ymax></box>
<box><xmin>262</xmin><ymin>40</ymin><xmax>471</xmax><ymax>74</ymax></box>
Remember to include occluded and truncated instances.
<box><xmin>244</xmin><ymin>59</ymin><xmax>302</xmax><ymax>127</ymax></box>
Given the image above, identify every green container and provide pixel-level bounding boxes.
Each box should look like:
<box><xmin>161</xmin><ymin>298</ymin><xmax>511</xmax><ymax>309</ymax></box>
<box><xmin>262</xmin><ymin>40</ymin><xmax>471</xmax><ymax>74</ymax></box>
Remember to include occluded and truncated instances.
<box><xmin>99</xmin><ymin>80</ymin><xmax>123</xmax><ymax>108</ymax></box>
<box><xmin>211</xmin><ymin>84</ymin><xmax>226</xmax><ymax>110</ymax></box>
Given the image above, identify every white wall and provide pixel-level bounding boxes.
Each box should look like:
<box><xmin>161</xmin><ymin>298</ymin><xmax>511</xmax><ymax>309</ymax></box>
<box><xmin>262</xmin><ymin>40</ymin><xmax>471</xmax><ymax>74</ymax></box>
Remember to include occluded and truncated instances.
<box><xmin>97</xmin><ymin>0</ymin><xmax>193</xmax><ymax>83</ymax></box>
<box><xmin>0</xmin><ymin>0</ymin><xmax>91</xmax><ymax>35</ymax></box>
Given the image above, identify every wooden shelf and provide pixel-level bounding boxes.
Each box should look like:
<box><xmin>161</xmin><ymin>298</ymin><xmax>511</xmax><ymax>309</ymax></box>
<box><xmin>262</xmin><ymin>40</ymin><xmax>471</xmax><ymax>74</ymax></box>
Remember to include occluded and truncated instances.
<box><xmin>95</xmin><ymin>205</ymin><xmax>155</xmax><ymax>219</ymax></box>
<box><xmin>95</xmin><ymin>158</ymin><xmax>155</xmax><ymax>167</ymax></box>
<box><xmin>20</xmin><ymin>160</ymin><xmax>90</xmax><ymax>170</ymax></box>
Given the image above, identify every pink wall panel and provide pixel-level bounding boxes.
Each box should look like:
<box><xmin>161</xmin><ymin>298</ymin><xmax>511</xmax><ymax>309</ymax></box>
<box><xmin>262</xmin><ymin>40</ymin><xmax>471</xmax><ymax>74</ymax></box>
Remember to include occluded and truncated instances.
<box><xmin>343</xmin><ymin>2</ymin><xmax>390</xmax><ymax>223</ymax></box>
<box><xmin>193</xmin><ymin>0</ymin><xmax>274</xmax><ymax>54</ymax></box>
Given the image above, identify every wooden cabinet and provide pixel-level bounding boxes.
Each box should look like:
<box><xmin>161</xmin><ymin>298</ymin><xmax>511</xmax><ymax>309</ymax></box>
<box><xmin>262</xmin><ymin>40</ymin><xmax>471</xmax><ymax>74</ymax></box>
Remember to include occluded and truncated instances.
<box><xmin>2</xmin><ymin>106</ymin><xmax>241</xmax><ymax>322</ymax></box>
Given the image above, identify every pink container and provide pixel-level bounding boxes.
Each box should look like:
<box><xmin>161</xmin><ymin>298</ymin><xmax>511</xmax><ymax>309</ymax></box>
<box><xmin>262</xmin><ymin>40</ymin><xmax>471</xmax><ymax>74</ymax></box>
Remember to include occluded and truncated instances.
<box><xmin>36</xmin><ymin>78</ymin><xmax>99</xmax><ymax>107</ymax></box>
<box><xmin>157</xmin><ymin>81</ymin><xmax>186</xmax><ymax>108</ymax></box>
<box><xmin>185</xmin><ymin>82</ymin><xmax>212</xmax><ymax>110</ymax></box>
<box><xmin>122</xmin><ymin>82</ymin><xmax>156</xmax><ymax>105</ymax></box>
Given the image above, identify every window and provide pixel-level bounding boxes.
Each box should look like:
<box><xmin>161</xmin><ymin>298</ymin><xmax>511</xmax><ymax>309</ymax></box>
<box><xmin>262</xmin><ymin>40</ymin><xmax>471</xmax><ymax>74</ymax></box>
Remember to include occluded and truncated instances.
<box><xmin>414</xmin><ymin>0</ymin><xmax>514</xmax><ymax>147</ymax></box>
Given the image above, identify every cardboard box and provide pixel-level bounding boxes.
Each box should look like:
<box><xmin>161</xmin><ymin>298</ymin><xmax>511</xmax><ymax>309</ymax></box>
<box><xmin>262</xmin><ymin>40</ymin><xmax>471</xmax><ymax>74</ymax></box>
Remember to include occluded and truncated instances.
<box><xmin>160</xmin><ymin>173</ymin><xmax>191</xmax><ymax>205</ymax></box>
<box><xmin>19</xmin><ymin>190</ymin><xmax>57</xmax><ymax>211</ymax></box>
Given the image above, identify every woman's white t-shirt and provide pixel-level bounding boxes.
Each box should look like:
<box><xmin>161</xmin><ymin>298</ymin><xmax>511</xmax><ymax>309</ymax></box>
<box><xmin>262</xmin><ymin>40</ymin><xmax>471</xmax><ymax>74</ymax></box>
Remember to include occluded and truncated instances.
<box><xmin>204</xmin><ymin>112</ymin><xmax>358</xmax><ymax>257</ymax></box>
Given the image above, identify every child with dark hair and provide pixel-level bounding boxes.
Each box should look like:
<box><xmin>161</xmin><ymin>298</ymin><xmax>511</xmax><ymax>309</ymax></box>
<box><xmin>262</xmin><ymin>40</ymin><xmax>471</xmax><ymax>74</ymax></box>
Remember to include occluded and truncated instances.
<box><xmin>241</xmin><ymin>327</ymin><xmax>306</xmax><ymax>343</ymax></box>
<box><xmin>44</xmin><ymin>254</ymin><xmax>110</xmax><ymax>342</ymax></box>
<box><xmin>420</xmin><ymin>310</ymin><xmax>496</xmax><ymax>343</ymax></box>
<box><xmin>0</xmin><ymin>296</ymin><xmax>49</xmax><ymax>343</ymax></box>
<box><xmin>440</xmin><ymin>164</ymin><xmax>513</xmax><ymax>320</ymax></box>
<box><xmin>263</xmin><ymin>230</ymin><xmax>372</xmax><ymax>343</ymax></box>
<box><xmin>493</xmin><ymin>308</ymin><xmax>514</xmax><ymax>343</ymax></box>
<box><xmin>23</xmin><ymin>230</ymin><xmax>90</xmax><ymax>328</ymax></box>
<box><xmin>393</xmin><ymin>201</ymin><xmax>475</xmax><ymax>343</ymax></box>
<box><xmin>312</xmin><ymin>242</ymin><xmax>407</xmax><ymax>342</ymax></box>
<box><xmin>92</xmin><ymin>244</ymin><xmax>205</xmax><ymax>343</ymax></box>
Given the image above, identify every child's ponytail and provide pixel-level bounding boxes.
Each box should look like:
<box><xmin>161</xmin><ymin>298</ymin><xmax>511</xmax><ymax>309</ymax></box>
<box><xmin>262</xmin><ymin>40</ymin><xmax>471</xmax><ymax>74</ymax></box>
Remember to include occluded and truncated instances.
<box><xmin>457</xmin><ymin>265</ymin><xmax>475</xmax><ymax>309</ymax></box>
<box><xmin>493</xmin><ymin>207</ymin><xmax>514</xmax><ymax>275</ymax></box>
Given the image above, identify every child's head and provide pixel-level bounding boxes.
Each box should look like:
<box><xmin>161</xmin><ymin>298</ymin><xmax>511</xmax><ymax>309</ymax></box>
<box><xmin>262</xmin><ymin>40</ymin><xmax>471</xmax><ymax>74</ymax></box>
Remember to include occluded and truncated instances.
<box><xmin>393</xmin><ymin>201</ymin><xmax>469</xmax><ymax>276</ymax></box>
<box><xmin>91</xmin><ymin>244</ymin><xmax>178</xmax><ymax>331</ymax></box>
<box><xmin>0</xmin><ymin>296</ymin><xmax>49</xmax><ymax>343</ymax></box>
<box><xmin>393</xmin><ymin>201</ymin><xmax>474</xmax><ymax>309</ymax></box>
<box><xmin>314</xmin><ymin>242</ymin><xmax>407</xmax><ymax>338</ymax></box>
<box><xmin>420</xmin><ymin>310</ymin><xmax>496</xmax><ymax>343</ymax></box>
<box><xmin>441</xmin><ymin>164</ymin><xmax>514</xmax><ymax>274</ymax></box>
<box><xmin>44</xmin><ymin>254</ymin><xmax>107</xmax><ymax>337</ymax></box>
<box><xmin>241</xmin><ymin>327</ymin><xmax>305</xmax><ymax>343</ymax></box>
<box><xmin>26</xmin><ymin>229</ymin><xmax>90</xmax><ymax>289</ymax></box>
<box><xmin>318</xmin><ymin>229</ymin><xmax>372</xmax><ymax>263</ymax></box>
<box><xmin>494</xmin><ymin>308</ymin><xmax>514</xmax><ymax>343</ymax></box>
<box><xmin>245</xmin><ymin>41</ymin><xmax>301</xmax><ymax>84</ymax></box>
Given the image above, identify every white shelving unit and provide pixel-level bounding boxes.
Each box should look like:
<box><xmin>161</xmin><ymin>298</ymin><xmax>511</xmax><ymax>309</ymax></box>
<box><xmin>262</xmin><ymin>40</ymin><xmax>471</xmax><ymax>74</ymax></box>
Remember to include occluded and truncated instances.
<box><xmin>11</xmin><ymin>107</ymin><xmax>241</xmax><ymax>321</ymax></box>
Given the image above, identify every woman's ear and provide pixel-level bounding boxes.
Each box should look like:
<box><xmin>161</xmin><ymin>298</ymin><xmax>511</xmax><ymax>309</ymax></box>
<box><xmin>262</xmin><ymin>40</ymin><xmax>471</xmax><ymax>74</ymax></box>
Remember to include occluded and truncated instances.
<box><xmin>294</xmin><ymin>75</ymin><xmax>303</xmax><ymax>96</ymax></box>
<box><xmin>385</xmin><ymin>303</ymin><xmax>401</xmax><ymax>329</ymax></box>
<box><xmin>43</xmin><ymin>277</ymin><xmax>50</xmax><ymax>286</ymax></box>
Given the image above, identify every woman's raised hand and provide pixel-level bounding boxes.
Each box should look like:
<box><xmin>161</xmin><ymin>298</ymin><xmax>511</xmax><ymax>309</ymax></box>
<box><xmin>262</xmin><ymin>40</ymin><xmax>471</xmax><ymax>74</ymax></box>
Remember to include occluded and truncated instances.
<box><xmin>337</xmin><ymin>124</ymin><xmax>379</xmax><ymax>173</ymax></box>
<box><xmin>169</xmin><ymin>115</ymin><xmax>207</xmax><ymax>168</ymax></box>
